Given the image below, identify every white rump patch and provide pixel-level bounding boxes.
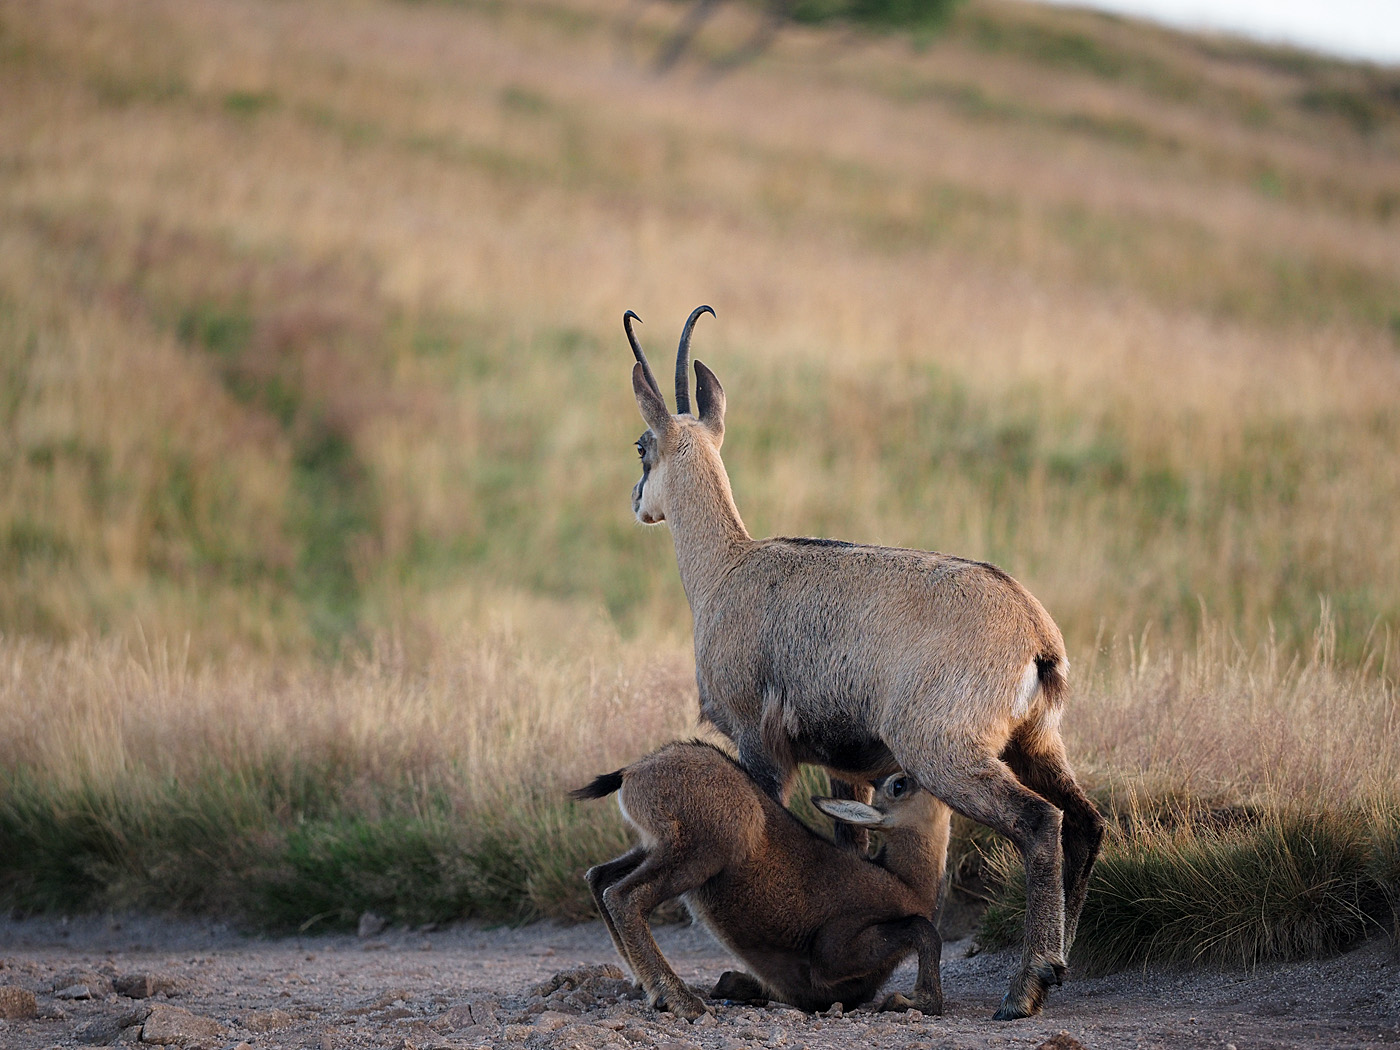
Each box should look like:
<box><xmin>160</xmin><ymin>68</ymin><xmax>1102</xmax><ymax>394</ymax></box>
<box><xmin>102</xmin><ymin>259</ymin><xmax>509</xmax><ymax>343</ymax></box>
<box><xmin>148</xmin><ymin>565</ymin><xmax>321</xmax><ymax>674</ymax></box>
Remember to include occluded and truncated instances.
<box><xmin>1011</xmin><ymin>660</ymin><xmax>1040</xmax><ymax>719</ymax></box>
<box><xmin>616</xmin><ymin>792</ymin><xmax>656</xmax><ymax>848</ymax></box>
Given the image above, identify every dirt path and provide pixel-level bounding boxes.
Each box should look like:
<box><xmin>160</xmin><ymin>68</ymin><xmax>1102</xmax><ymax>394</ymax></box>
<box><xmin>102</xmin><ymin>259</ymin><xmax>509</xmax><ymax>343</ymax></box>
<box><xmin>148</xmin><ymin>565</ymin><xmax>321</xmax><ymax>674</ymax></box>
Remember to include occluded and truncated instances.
<box><xmin>1</xmin><ymin>915</ymin><xmax>1397</xmax><ymax>1050</ymax></box>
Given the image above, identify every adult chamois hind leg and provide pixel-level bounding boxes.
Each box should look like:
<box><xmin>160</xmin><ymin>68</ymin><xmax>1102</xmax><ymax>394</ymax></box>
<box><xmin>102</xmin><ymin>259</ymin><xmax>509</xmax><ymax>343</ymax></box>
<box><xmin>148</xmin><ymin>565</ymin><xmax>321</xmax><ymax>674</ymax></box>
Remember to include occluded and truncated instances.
<box><xmin>903</xmin><ymin>746</ymin><xmax>1066</xmax><ymax>1021</ymax></box>
<box><xmin>1001</xmin><ymin>723</ymin><xmax>1105</xmax><ymax>953</ymax></box>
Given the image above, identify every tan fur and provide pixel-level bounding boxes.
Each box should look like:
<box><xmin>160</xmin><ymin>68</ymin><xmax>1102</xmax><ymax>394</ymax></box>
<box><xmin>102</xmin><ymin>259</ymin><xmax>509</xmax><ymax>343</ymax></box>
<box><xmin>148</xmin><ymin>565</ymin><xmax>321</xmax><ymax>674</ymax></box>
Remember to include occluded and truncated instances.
<box><xmin>624</xmin><ymin>310</ymin><xmax>1105</xmax><ymax>1020</ymax></box>
<box><xmin>576</xmin><ymin>742</ymin><xmax>947</xmax><ymax>1019</ymax></box>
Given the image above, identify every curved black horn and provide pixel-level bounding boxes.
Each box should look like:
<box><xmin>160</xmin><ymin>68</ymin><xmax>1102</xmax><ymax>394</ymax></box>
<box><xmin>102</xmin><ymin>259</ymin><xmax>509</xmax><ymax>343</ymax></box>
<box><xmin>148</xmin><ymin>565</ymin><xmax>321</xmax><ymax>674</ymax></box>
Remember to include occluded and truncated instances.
<box><xmin>675</xmin><ymin>305</ymin><xmax>714</xmax><ymax>416</ymax></box>
<box><xmin>624</xmin><ymin>311</ymin><xmax>663</xmax><ymax>401</ymax></box>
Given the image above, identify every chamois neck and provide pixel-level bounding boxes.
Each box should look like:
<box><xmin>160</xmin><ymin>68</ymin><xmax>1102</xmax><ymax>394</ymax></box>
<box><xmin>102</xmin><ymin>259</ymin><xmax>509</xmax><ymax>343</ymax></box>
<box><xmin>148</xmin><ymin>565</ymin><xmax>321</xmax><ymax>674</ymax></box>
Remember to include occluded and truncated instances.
<box><xmin>666</xmin><ymin>451</ymin><xmax>751</xmax><ymax>613</ymax></box>
<box><xmin>878</xmin><ymin>827</ymin><xmax>947</xmax><ymax>911</ymax></box>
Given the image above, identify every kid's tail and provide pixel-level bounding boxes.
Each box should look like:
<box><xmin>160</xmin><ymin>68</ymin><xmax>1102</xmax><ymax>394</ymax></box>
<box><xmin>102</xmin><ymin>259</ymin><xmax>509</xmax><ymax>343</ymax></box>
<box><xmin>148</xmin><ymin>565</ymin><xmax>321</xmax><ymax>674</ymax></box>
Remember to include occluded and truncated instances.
<box><xmin>568</xmin><ymin>769</ymin><xmax>625</xmax><ymax>801</ymax></box>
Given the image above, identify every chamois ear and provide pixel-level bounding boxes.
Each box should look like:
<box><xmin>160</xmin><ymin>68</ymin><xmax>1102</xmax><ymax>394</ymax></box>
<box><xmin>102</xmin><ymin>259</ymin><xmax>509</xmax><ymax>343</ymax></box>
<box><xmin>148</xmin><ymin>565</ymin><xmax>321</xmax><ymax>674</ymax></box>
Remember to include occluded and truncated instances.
<box><xmin>694</xmin><ymin>360</ymin><xmax>725</xmax><ymax>445</ymax></box>
<box><xmin>633</xmin><ymin>363</ymin><xmax>673</xmax><ymax>435</ymax></box>
<box><xmin>812</xmin><ymin>796</ymin><xmax>886</xmax><ymax>829</ymax></box>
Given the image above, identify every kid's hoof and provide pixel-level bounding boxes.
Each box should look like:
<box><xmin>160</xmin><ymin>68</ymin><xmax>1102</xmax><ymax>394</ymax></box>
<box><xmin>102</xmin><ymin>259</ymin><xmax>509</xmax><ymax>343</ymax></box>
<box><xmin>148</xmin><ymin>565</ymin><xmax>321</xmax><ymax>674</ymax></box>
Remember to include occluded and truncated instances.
<box><xmin>660</xmin><ymin>989</ymin><xmax>711</xmax><ymax>1022</ymax></box>
<box><xmin>712</xmin><ymin>970</ymin><xmax>768</xmax><ymax>1003</ymax></box>
<box><xmin>878</xmin><ymin>992</ymin><xmax>943</xmax><ymax>1016</ymax></box>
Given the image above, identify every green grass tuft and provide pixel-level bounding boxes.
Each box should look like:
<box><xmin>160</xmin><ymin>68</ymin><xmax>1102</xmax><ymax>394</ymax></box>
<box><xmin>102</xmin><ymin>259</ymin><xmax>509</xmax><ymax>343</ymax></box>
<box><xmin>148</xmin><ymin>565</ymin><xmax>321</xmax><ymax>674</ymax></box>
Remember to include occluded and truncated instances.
<box><xmin>977</xmin><ymin>806</ymin><xmax>1398</xmax><ymax>973</ymax></box>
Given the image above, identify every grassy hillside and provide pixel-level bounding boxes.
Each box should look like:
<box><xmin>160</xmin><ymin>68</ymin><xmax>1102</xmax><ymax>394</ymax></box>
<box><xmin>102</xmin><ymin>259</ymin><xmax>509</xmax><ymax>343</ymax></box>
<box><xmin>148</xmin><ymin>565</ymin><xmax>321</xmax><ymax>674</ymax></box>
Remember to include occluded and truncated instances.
<box><xmin>1</xmin><ymin>0</ymin><xmax>1397</xmax><ymax>959</ymax></box>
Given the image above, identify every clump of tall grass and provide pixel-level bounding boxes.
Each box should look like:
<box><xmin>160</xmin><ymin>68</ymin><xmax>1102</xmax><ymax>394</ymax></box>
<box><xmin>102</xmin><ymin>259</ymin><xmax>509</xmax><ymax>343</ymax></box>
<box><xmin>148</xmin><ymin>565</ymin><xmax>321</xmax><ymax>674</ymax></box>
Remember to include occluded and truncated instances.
<box><xmin>974</xmin><ymin>616</ymin><xmax>1399</xmax><ymax>970</ymax></box>
<box><xmin>977</xmin><ymin>806</ymin><xmax>1395</xmax><ymax>973</ymax></box>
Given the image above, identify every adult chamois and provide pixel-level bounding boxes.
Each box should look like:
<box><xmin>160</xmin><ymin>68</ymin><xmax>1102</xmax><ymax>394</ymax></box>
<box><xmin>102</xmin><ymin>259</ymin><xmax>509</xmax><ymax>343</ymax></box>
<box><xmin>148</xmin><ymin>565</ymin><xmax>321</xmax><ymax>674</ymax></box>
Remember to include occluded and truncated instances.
<box><xmin>621</xmin><ymin>307</ymin><xmax>1104</xmax><ymax>1020</ymax></box>
<box><xmin>573</xmin><ymin>741</ymin><xmax>947</xmax><ymax>1019</ymax></box>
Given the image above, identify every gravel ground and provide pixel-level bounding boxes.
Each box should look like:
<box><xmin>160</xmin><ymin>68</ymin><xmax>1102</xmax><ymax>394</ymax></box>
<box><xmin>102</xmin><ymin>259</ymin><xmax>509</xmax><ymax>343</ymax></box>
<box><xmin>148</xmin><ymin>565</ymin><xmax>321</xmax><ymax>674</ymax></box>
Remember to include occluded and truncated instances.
<box><xmin>1</xmin><ymin>914</ymin><xmax>1397</xmax><ymax>1049</ymax></box>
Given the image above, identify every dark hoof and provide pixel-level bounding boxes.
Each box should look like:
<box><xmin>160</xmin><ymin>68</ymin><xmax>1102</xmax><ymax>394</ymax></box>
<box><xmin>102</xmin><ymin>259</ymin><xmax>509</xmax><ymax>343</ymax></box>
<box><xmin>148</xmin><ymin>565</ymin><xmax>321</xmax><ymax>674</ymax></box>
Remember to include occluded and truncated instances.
<box><xmin>658</xmin><ymin>988</ymin><xmax>711</xmax><ymax>1021</ymax></box>
<box><xmin>879</xmin><ymin>992</ymin><xmax>943</xmax><ymax>1016</ymax></box>
<box><xmin>992</xmin><ymin>958</ymin><xmax>1063</xmax><ymax>1020</ymax></box>
<box><xmin>712</xmin><ymin>970</ymin><xmax>768</xmax><ymax>1003</ymax></box>
<box><xmin>992</xmin><ymin>995</ymin><xmax>1032</xmax><ymax>1021</ymax></box>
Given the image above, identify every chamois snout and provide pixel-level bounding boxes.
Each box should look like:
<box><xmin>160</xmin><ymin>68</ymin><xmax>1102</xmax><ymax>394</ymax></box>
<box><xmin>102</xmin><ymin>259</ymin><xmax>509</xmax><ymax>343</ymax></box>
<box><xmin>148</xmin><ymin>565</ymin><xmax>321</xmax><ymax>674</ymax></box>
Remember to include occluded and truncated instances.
<box><xmin>632</xmin><ymin>431</ymin><xmax>666</xmax><ymax>524</ymax></box>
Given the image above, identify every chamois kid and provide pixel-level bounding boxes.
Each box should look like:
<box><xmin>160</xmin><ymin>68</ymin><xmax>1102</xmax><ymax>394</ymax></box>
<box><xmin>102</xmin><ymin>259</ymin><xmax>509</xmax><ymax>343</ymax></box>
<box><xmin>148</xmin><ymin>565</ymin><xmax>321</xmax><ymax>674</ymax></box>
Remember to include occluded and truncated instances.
<box><xmin>621</xmin><ymin>308</ymin><xmax>1105</xmax><ymax>1020</ymax></box>
<box><xmin>573</xmin><ymin>741</ymin><xmax>947</xmax><ymax>1019</ymax></box>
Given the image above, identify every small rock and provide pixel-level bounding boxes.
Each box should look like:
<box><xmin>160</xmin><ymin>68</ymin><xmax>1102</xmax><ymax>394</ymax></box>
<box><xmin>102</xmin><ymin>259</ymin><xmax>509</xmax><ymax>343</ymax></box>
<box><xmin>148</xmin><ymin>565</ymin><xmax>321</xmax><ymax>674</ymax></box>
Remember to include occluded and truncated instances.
<box><xmin>357</xmin><ymin>911</ymin><xmax>388</xmax><ymax>938</ymax></box>
<box><xmin>115</xmin><ymin>974</ymin><xmax>177</xmax><ymax>1000</ymax></box>
<box><xmin>501</xmin><ymin>1023</ymin><xmax>534</xmax><ymax>1042</ymax></box>
<box><xmin>116</xmin><ymin>1025</ymin><xmax>145</xmax><ymax>1044</ymax></box>
<box><xmin>692</xmin><ymin>1012</ymin><xmax>717</xmax><ymax>1028</ymax></box>
<box><xmin>561</xmin><ymin>989</ymin><xmax>596</xmax><ymax>1010</ymax></box>
<box><xmin>76</xmin><ymin>1018</ymin><xmax>126</xmax><ymax>1045</ymax></box>
<box><xmin>530</xmin><ymin>965</ymin><xmax>627</xmax><ymax>999</ymax></box>
<box><xmin>535</xmin><ymin>1011</ymin><xmax>575</xmax><ymax>1033</ymax></box>
<box><xmin>430</xmin><ymin>1004</ymin><xmax>478</xmax><ymax>1032</ymax></box>
<box><xmin>1035</xmin><ymin>1033</ymin><xmax>1088</xmax><ymax>1050</ymax></box>
<box><xmin>53</xmin><ymin>970</ymin><xmax>115</xmax><ymax>996</ymax></box>
<box><xmin>140</xmin><ymin>1002</ymin><xmax>227</xmax><ymax>1046</ymax></box>
<box><xmin>369</xmin><ymin>988</ymin><xmax>413</xmax><ymax>1009</ymax></box>
<box><xmin>241</xmin><ymin>1008</ymin><xmax>295</xmax><ymax>1033</ymax></box>
<box><xmin>0</xmin><ymin>985</ymin><xmax>38</xmax><ymax>1019</ymax></box>
<box><xmin>822</xmin><ymin>1003</ymin><xmax>843</xmax><ymax>1018</ymax></box>
<box><xmin>55</xmin><ymin>983</ymin><xmax>94</xmax><ymax>1000</ymax></box>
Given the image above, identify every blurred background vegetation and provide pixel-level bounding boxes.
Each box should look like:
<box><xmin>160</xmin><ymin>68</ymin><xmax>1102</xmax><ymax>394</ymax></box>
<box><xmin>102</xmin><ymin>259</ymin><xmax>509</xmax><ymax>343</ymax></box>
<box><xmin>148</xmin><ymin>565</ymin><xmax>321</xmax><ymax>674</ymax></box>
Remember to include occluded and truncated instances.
<box><xmin>0</xmin><ymin>0</ymin><xmax>1397</xmax><ymax>961</ymax></box>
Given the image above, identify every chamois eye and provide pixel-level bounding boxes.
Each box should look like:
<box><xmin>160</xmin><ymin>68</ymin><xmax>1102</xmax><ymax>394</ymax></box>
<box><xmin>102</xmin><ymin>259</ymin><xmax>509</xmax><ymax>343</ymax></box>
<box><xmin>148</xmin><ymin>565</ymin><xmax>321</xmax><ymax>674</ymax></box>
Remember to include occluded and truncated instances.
<box><xmin>635</xmin><ymin>441</ymin><xmax>645</xmax><ymax>459</ymax></box>
<box><xmin>888</xmin><ymin>777</ymin><xmax>909</xmax><ymax>798</ymax></box>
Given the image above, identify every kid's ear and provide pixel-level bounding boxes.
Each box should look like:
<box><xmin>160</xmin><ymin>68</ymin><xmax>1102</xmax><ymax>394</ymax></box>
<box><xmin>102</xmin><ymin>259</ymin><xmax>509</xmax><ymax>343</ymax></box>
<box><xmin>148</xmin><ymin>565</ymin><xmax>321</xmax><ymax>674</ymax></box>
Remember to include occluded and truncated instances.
<box><xmin>694</xmin><ymin>360</ymin><xmax>725</xmax><ymax>445</ymax></box>
<box><xmin>812</xmin><ymin>796</ymin><xmax>886</xmax><ymax>829</ymax></box>
<box><xmin>633</xmin><ymin>363</ymin><xmax>673</xmax><ymax>435</ymax></box>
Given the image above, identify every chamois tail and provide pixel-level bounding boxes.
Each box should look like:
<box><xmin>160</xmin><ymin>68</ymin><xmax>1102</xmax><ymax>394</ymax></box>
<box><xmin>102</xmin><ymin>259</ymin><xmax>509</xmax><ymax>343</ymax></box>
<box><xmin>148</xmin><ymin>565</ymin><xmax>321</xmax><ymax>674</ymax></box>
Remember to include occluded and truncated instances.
<box><xmin>569</xmin><ymin>769</ymin><xmax>625</xmax><ymax>801</ymax></box>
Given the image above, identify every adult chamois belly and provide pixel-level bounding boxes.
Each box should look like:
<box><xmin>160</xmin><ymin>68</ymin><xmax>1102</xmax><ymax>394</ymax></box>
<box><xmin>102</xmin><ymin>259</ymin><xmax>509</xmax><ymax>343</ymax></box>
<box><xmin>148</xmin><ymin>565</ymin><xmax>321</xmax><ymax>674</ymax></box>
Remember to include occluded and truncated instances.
<box><xmin>789</xmin><ymin>721</ymin><xmax>898</xmax><ymax>782</ymax></box>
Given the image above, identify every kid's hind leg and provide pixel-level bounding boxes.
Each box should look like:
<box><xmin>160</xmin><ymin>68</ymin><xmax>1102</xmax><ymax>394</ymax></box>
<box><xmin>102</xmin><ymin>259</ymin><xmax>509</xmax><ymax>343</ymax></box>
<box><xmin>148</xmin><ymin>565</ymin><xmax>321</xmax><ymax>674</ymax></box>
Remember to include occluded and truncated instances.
<box><xmin>712</xmin><ymin>970</ymin><xmax>769</xmax><ymax>1004</ymax></box>
<box><xmin>807</xmin><ymin>915</ymin><xmax>942</xmax><ymax>1014</ymax></box>
<box><xmin>1002</xmin><ymin>724</ymin><xmax>1105</xmax><ymax>953</ymax></box>
<box><xmin>585</xmin><ymin>848</ymin><xmax>647</xmax><ymax>973</ymax></box>
<box><xmin>603</xmin><ymin>854</ymin><xmax>718</xmax><ymax>1021</ymax></box>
